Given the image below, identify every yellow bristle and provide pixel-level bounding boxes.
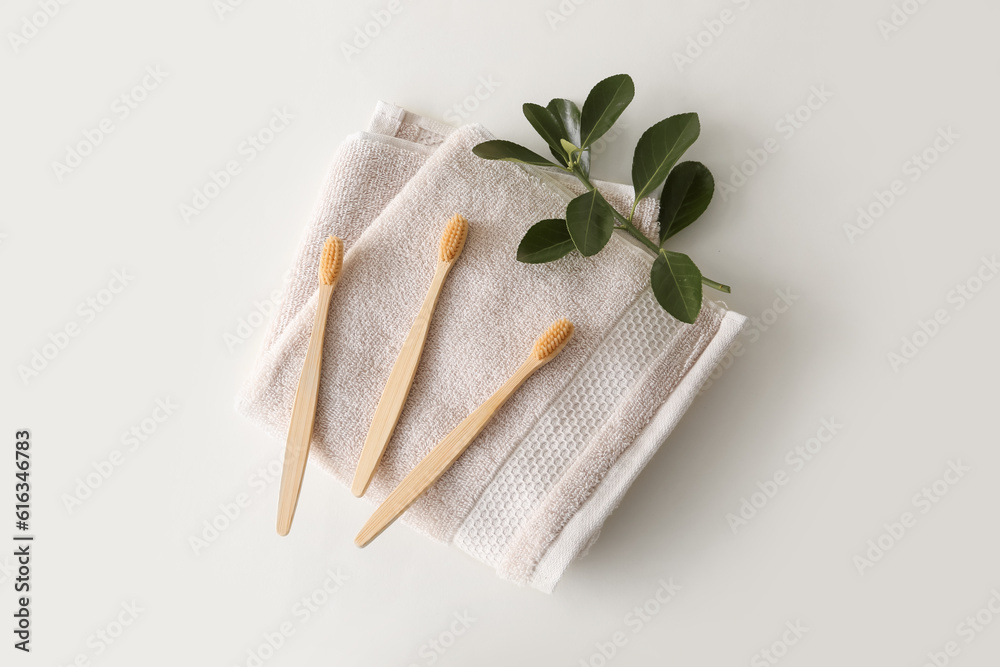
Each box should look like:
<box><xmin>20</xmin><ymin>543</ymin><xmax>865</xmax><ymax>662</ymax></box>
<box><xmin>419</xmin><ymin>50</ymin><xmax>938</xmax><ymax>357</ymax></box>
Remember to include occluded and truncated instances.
<box><xmin>439</xmin><ymin>214</ymin><xmax>469</xmax><ymax>263</ymax></box>
<box><xmin>533</xmin><ymin>318</ymin><xmax>574</xmax><ymax>360</ymax></box>
<box><xmin>319</xmin><ymin>236</ymin><xmax>343</xmax><ymax>286</ymax></box>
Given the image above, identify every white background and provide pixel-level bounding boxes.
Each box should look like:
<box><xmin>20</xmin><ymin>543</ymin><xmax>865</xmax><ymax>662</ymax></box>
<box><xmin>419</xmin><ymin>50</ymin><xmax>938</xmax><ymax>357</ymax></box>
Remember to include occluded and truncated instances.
<box><xmin>3</xmin><ymin>1</ymin><xmax>999</xmax><ymax>665</ymax></box>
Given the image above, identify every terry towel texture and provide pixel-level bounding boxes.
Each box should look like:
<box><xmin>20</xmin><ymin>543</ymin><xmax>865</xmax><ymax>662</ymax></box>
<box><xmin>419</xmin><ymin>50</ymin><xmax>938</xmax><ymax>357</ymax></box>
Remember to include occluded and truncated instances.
<box><xmin>237</xmin><ymin>102</ymin><xmax>747</xmax><ymax>592</ymax></box>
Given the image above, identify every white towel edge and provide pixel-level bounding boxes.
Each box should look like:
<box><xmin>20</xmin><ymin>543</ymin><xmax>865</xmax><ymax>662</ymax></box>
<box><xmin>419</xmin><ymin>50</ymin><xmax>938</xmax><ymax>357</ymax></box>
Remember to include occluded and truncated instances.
<box><xmin>368</xmin><ymin>100</ymin><xmax>457</xmax><ymax>142</ymax></box>
<box><xmin>344</xmin><ymin>130</ymin><xmax>439</xmax><ymax>156</ymax></box>
<box><xmin>527</xmin><ymin>308</ymin><xmax>749</xmax><ymax>593</ymax></box>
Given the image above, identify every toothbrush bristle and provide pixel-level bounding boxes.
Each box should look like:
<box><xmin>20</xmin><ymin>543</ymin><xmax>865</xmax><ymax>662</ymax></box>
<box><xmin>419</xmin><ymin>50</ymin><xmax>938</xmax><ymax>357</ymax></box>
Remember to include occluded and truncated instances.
<box><xmin>319</xmin><ymin>236</ymin><xmax>343</xmax><ymax>286</ymax></box>
<box><xmin>533</xmin><ymin>318</ymin><xmax>574</xmax><ymax>360</ymax></box>
<box><xmin>439</xmin><ymin>214</ymin><xmax>469</xmax><ymax>263</ymax></box>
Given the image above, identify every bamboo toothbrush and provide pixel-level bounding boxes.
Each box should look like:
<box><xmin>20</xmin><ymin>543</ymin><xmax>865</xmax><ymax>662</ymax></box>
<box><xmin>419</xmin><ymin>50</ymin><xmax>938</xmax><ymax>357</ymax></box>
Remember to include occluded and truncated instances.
<box><xmin>276</xmin><ymin>235</ymin><xmax>344</xmax><ymax>536</ymax></box>
<box><xmin>354</xmin><ymin>318</ymin><xmax>574</xmax><ymax>547</ymax></box>
<box><xmin>351</xmin><ymin>214</ymin><xmax>470</xmax><ymax>498</ymax></box>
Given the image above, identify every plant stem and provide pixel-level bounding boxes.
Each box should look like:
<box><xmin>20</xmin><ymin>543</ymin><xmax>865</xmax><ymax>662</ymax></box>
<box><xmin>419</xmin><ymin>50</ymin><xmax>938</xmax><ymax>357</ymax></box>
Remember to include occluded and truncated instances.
<box><xmin>573</xmin><ymin>169</ymin><xmax>660</xmax><ymax>255</ymax></box>
<box><xmin>701</xmin><ymin>277</ymin><xmax>731</xmax><ymax>293</ymax></box>
<box><xmin>571</xmin><ymin>165</ymin><xmax>731</xmax><ymax>294</ymax></box>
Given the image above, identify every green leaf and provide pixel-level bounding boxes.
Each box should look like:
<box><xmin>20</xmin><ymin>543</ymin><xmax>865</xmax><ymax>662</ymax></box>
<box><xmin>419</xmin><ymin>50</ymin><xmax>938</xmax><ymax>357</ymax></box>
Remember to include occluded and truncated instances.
<box><xmin>631</xmin><ymin>113</ymin><xmax>700</xmax><ymax>204</ymax></box>
<box><xmin>650</xmin><ymin>250</ymin><xmax>703</xmax><ymax>324</ymax></box>
<box><xmin>560</xmin><ymin>139</ymin><xmax>579</xmax><ymax>156</ymax></box>
<box><xmin>523</xmin><ymin>103</ymin><xmax>566</xmax><ymax>159</ymax></box>
<box><xmin>517</xmin><ymin>219</ymin><xmax>575</xmax><ymax>264</ymax></box>
<box><xmin>580</xmin><ymin>74</ymin><xmax>634</xmax><ymax>148</ymax></box>
<box><xmin>472</xmin><ymin>140</ymin><xmax>559</xmax><ymax>167</ymax></box>
<box><xmin>566</xmin><ymin>190</ymin><xmax>615</xmax><ymax>257</ymax></box>
<box><xmin>547</xmin><ymin>98</ymin><xmax>590</xmax><ymax>175</ymax></box>
<box><xmin>658</xmin><ymin>161</ymin><xmax>714</xmax><ymax>243</ymax></box>
<box><xmin>548</xmin><ymin>99</ymin><xmax>582</xmax><ymax>140</ymax></box>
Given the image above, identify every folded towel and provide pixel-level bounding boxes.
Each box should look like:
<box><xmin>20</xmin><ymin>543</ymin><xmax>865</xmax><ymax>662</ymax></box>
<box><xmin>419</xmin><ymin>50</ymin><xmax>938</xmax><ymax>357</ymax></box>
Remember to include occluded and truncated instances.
<box><xmin>237</xmin><ymin>103</ymin><xmax>747</xmax><ymax>592</ymax></box>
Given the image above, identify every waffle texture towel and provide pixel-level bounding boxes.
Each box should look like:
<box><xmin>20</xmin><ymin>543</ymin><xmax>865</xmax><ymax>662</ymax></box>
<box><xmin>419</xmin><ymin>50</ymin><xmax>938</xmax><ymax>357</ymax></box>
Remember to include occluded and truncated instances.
<box><xmin>237</xmin><ymin>102</ymin><xmax>747</xmax><ymax>592</ymax></box>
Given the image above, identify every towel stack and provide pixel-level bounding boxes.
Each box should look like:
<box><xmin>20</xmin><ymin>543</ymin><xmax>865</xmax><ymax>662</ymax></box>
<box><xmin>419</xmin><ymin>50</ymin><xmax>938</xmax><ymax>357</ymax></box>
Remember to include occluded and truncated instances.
<box><xmin>236</xmin><ymin>102</ymin><xmax>746</xmax><ymax>592</ymax></box>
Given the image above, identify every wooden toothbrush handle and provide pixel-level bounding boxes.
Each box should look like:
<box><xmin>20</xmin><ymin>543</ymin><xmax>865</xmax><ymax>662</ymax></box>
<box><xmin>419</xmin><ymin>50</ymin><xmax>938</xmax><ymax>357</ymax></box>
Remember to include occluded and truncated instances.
<box><xmin>352</xmin><ymin>262</ymin><xmax>453</xmax><ymax>497</ymax></box>
<box><xmin>277</xmin><ymin>283</ymin><xmax>334</xmax><ymax>536</ymax></box>
<box><xmin>354</xmin><ymin>356</ymin><xmax>540</xmax><ymax>547</ymax></box>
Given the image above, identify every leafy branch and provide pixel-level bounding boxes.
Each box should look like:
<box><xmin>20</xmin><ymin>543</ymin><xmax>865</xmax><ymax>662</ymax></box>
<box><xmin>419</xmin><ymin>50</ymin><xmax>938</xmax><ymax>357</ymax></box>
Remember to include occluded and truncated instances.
<box><xmin>471</xmin><ymin>74</ymin><xmax>730</xmax><ymax>324</ymax></box>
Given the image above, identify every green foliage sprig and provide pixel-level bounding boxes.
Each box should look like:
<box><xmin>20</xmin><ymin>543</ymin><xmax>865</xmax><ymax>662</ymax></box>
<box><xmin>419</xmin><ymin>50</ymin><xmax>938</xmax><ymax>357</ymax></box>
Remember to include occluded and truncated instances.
<box><xmin>472</xmin><ymin>74</ymin><xmax>730</xmax><ymax>324</ymax></box>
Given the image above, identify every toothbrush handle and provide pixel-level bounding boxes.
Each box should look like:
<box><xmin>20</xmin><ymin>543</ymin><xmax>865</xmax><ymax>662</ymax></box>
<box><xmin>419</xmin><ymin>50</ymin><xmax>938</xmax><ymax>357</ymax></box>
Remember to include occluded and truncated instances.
<box><xmin>355</xmin><ymin>356</ymin><xmax>540</xmax><ymax>547</ymax></box>
<box><xmin>352</xmin><ymin>261</ymin><xmax>452</xmax><ymax>497</ymax></box>
<box><xmin>276</xmin><ymin>283</ymin><xmax>334</xmax><ymax>536</ymax></box>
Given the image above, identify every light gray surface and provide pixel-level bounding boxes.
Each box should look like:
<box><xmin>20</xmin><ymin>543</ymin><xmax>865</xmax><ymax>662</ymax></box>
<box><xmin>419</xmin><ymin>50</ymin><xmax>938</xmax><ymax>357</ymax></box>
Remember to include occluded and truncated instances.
<box><xmin>3</xmin><ymin>1</ymin><xmax>999</xmax><ymax>665</ymax></box>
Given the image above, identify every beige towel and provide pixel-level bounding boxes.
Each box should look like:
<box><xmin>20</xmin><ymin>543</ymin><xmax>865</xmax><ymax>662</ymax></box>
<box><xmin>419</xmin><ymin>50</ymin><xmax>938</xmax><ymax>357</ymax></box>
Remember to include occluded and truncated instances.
<box><xmin>237</xmin><ymin>103</ymin><xmax>746</xmax><ymax>592</ymax></box>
